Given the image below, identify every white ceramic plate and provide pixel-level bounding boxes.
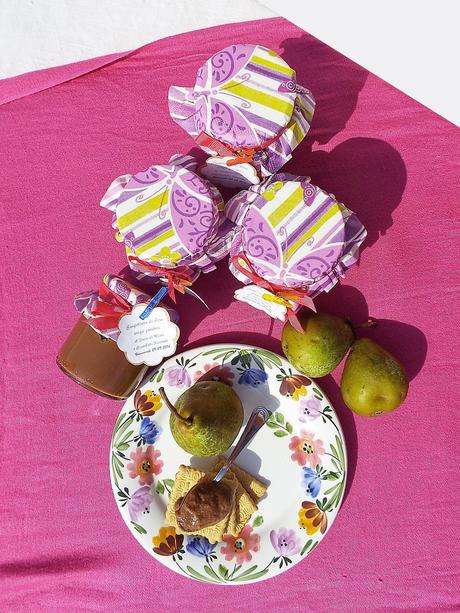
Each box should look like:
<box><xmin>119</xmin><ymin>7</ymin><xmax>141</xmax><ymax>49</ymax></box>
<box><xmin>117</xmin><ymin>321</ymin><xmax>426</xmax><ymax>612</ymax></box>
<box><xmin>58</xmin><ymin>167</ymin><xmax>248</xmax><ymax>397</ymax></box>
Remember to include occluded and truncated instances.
<box><xmin>110</xmin><ymin>344</ymin><xmax>347</xmax><ymax>584</ymax></box>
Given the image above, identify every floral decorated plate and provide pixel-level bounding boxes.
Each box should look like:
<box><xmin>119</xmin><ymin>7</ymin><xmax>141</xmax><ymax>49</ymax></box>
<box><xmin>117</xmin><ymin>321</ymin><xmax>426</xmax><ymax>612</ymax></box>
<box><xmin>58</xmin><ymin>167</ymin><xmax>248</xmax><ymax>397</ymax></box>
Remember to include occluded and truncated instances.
<box><xmin>110</xmin><ymin>344</ymin><xmax>347</xmax><ymax>584</ymax></box>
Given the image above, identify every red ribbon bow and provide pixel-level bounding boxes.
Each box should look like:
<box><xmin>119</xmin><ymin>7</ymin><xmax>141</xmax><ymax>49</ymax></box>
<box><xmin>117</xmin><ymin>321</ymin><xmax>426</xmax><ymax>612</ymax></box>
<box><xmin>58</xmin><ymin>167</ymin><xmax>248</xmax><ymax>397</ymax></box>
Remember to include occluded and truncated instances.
<box><xmin>231</xmin><ymin>253</ymin><xmax>314</xmax><ymax>332</ymax></box>
<box><xmin>88</xmin><ymin>283</ymin><xmax>132</xmax><ymax>331</ymax></box>
<box><xmin>128</xmin><ymin>256</ymin><xmax>192</xmax><ymax>303</ymax></box>
<box><xmin>196</xmin><ymin>126</ymin><xmax>287</xmax><ymax>171</ymax></box>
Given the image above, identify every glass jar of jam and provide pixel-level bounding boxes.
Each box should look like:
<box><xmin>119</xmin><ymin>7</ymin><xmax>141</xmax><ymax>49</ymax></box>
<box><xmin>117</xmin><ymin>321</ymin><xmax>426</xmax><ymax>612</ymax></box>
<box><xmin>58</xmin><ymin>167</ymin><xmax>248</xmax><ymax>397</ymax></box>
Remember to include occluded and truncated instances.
<box><xmin>57</xmin><ymin>316</ymin><xmax>148</xmax><ymax>399</ymax></box>
<box><xmin>57</xmin><ymin>274</ymin><xmax>173</xmax><ymax>400</ymax></box>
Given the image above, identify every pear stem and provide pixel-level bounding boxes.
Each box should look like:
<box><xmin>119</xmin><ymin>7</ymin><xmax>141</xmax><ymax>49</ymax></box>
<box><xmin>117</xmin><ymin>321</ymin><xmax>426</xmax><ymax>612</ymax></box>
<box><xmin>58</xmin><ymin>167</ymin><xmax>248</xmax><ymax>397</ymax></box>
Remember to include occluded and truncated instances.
<box><xmin>351</xmin><ymin>317</ymin><xmax>378</xmax><ymax>330</ymax></box>
<box><xmin>159</xmin><ymin>387</ymin><xmax>192</xmax><ymax>425</ymax></box>
<box><xmin>347</xmin><ymin>317</ymin><xmax>378</xmax><ymax>340</ymax></box>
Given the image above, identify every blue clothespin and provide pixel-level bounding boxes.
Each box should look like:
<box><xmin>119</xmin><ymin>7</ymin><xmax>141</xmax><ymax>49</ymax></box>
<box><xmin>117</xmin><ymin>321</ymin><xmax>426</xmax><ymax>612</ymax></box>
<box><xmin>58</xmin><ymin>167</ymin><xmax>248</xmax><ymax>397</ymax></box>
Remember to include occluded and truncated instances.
<box><xmin>139</xmin><ymin>286</ymin><xmax>169</xmax><ymax>320</ymax></box>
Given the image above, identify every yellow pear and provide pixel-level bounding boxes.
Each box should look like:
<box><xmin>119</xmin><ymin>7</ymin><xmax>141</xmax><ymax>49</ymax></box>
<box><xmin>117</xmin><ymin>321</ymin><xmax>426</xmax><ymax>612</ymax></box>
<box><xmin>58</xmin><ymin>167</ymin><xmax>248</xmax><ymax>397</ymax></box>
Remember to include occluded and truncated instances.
<box><xmin>341</xmin><ymin>338</ymin><xmax>408</xmax><ymax>416</ymax></box>
<box><xmin>160</xmin><ymin>382</ymin><xmax>243</xmax><ymax>456</ymax></box>
<box><xmin>282</xmin><ymin>312</ymin><xmax>354</xmax><ymax>377</ymax></box>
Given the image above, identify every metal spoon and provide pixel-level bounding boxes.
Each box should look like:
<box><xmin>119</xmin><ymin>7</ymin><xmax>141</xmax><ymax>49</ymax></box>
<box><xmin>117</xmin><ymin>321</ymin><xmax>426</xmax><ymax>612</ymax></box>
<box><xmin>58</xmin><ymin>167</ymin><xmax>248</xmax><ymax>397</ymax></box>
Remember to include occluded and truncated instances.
<box><xmin>213</xmin><ymin>406</ymin><xmax>272</xmax><ymax>482</ymax></box>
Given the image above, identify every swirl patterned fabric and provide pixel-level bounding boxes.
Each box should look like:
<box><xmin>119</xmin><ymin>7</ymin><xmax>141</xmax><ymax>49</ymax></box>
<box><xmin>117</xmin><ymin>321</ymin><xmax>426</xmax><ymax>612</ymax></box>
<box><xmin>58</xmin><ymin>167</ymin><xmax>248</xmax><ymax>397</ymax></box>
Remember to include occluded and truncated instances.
<box><xmin>226</xmin><ymin>175</ymin><xmax>367</xmax><ymax>297</ymax></box>
<box><xmin>168</xmin><ymin>44</ymin><xmax>315</xmax><ymax>177</ymax></box>
<box><xmin>100</xmin><ymin>156</ymin><xmax>232</xmax><ymax>277</ymax></box>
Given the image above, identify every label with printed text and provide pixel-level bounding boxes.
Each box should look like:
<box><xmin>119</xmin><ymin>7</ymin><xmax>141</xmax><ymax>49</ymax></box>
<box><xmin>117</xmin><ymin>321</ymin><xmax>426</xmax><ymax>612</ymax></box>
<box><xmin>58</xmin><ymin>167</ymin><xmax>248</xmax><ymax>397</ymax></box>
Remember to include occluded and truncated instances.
<box><xmin>117</xmin><ymin>305</ymin><xmax>180</xmax><ymax>366</ymax></box>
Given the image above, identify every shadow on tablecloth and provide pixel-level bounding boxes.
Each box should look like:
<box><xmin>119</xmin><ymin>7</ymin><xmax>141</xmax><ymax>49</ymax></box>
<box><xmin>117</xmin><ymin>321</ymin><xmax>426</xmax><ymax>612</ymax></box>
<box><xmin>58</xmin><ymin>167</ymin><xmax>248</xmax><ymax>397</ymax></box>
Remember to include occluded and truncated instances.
<box><xmin>281</xmin><ymin>34</ymin><xmax>407</xmax><ymax>248</ymax></box>
<box><xmin>281</xmin><ymin>33</ymin><xmax>369</xmax><ymax>146</ymax></box>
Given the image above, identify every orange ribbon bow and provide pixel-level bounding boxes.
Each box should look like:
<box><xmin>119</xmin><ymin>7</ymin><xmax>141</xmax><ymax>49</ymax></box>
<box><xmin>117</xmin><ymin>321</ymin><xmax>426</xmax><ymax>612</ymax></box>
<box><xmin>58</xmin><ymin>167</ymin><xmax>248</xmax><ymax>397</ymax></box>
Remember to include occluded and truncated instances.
<box><xmin>196</xmin><ymin>126</ymin><xmax>287</xmax><ymax>170</ymax></box>
<box><xmin>128</xmin><ymin>256</ymin><xmax>193</xmax><ymax>303</ymax></box>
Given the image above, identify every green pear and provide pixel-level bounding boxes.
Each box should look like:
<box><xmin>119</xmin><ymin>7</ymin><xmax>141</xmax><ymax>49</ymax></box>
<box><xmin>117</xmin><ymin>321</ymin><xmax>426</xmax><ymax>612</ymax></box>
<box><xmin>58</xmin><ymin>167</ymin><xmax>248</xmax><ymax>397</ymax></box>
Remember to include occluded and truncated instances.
<box><xmin>341</xmin><ymin>338</ymin><xmax>408</xmax><ymax>416</ymax></box>
<box><xmin>159</xmin><ymin>381</ymin><xmax>243</xmax><ymax>456</ymax></box>
<box><xmin>281</xmin><ymin>312</ymin><xmax>355</xmax><ymax>377</ymax></box>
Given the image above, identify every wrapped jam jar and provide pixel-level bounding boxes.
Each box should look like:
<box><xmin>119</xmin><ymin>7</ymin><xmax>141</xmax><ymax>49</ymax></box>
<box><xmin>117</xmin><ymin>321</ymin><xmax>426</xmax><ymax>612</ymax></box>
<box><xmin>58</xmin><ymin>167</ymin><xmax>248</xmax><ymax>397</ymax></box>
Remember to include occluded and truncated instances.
<box><xmin>224</xmin><ymin>173</ymin><xmax>367</xmax><ymax>329</ymax></box>
<box><xmin>168</xmin><ymin>44</ymin><xmax>315</xmax><ymax>184</ymax></box>
<box><xmin>57</xmin><ymin>274</ymin><xmax>177</xmax><ymax>399</ymax></box>
<box><xmin>99</xmin><ymin>154</ymin><xmax>234</xmax><ymax>300</ymax></box>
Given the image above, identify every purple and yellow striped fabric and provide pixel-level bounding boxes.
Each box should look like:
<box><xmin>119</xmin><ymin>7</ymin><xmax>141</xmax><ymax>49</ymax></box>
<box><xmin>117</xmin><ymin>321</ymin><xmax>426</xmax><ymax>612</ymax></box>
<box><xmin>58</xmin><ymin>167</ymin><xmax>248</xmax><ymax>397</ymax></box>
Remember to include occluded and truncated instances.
<box><xmin>168</xmin><ymin>44</ymin><xmax>315</xmax><ymax>179</ymax></box>
<box><xmin>226</xmin><ymin>173</ymin><xmax>367</xmax><ymax>297</ymax></box>
<box><xmin>99</xmin><ymin>155</ymin><xmax>233</xmax><ymax>280</ymax></box>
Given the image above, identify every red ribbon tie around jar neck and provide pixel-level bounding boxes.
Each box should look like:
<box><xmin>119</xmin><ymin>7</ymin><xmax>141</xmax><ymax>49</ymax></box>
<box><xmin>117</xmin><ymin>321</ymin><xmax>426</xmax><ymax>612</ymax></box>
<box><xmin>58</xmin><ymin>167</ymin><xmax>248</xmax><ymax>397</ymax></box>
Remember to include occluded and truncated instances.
<box><xmin>196</xmin><ymin>126</ymin><xmax>287</xmax><ymax>170</ymax></box>
<box><xmin>88</xmin><ymin>283</ymin><xmax>132</xmax><ymax>331</ymax></box>
<box><xmin>128</xmin><ymin>256</ymin><xmax>193</xmax><ymax>303</ymax></box>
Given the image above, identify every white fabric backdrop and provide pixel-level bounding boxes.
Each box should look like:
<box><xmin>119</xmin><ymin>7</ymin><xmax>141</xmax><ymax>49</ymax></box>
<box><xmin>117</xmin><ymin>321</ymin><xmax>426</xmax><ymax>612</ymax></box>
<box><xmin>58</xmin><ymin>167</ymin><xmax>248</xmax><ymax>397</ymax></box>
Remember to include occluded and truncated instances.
<box><xmin>0</xmin><ymin>0</ymin><xmax>273</xmax><ymax>78</ymax></box>
<box><xmin>260</xmin><ymin>0</ymin><xmax>459</xmax><ymax>126</ymax></box>
<box><xmin>1</xmin><ymin>0</ymin><xmax>457</xmax><ymax>124</ymax></box>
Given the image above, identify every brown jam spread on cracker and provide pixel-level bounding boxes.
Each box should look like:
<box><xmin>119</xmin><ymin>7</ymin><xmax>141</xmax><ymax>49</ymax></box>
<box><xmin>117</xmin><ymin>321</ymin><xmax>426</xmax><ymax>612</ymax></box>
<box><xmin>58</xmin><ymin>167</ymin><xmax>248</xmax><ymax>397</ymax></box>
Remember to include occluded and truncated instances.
<box><xmin>175</xmin><ymin>479</ymin><xmax>234</xmax><ymax>531</ymax></box>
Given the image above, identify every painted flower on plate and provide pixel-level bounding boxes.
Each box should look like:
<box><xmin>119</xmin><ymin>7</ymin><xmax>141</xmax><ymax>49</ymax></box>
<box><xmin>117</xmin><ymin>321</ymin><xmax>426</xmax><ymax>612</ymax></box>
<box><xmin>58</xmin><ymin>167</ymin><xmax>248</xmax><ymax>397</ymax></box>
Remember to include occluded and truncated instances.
<box><xmin>165</xmin><ymin>365</ymin><xmax>191</xmax><ymax>388</ymax></box>
<box><xmin>238</xmin><ymin>368</ymin><xmax>268</xmax><ymax>387</ymax></box>
<box><xmin>269</xmin><ymin>528</ymin><xmax>302</xmax><ymax>557</ymax></box>
<box><xmin>134</xmin><ymin>389</ymin><xmax>162</xmax><ymax>416</ymax></box>
<box><xmin>186</xmin><ymin>536</ymin><xmax>217</xmax><ymax>560</ymax></box>
<box><xmin>220</xmin><ymin>525</ymin><xmax>260</xmax><ymax>564</ymax></box>
<box><xmin>127</xmin><ymin>445</ymin><xmax>163</xmax><ymax>486</ymax></box>
<box><xmin>289</xmin><ymin>430</ymin><xmax>325</xmax><ymax>467</ymax></box>
<box><xmin>138</xmin><ymin>417</ymin><xmax>161</xmax><ymax>445</ymax></box>
<box><xmin>152</xmin><ymin>526</ymin><xmax>184</xmax><ymax>556</ymax></box>
<box><xmin>194</xmin><ymin>362</ymin><xmax>235</xmax><ymax>386</ymax></box>
<box><xmin>298</xmin><ymin>396</ymin><xmax>322</xmax><ymax>422</ymax></box>
<box><xmin>302</xmin><ymin>467</ymin><xmax>322</xmax><ymax>497</ymax></box>
<box><xmin>292</xmin><ymin>385</ymin><xmax>308</xmax><ymax>401</ymax></box>
<box><xmin>279</xmin><ymin>374</ymin><xmax>311</xmax><ymax>397</ymax></box>
<box><xmin>127</xmin><ymin>485</ymin><xmax>153</xmax><ymax>522</ymax></box>
<box><xmin>298</xmin><ymin>501</ymin><xmax>328</xmax><ymax>535</ymax></box>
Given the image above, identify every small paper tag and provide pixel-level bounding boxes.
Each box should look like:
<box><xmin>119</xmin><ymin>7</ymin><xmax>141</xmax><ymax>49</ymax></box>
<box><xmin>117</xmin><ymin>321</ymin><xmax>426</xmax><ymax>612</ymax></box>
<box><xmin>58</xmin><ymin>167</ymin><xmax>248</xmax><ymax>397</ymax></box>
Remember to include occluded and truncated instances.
<box><xmin>200</xmin><ymin>157</ymin><xmax>259</xmax><ymax>189</ymax></box>
<box><xmin>234</xmin><ymin>285</ymin><xmax>288</xmax><ymax>321</ymax></box>
<box><xmin>117</xmin><ymin>304</ymin><xmax>180</xmax><ymax>366</ymax></box>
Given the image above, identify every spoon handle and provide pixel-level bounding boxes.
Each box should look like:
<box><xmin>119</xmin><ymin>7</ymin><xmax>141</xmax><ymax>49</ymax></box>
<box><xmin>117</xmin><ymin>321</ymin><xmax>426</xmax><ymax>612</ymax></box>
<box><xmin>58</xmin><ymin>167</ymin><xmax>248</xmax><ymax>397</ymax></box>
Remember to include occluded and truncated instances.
<box><xmin>213</xmin><ymin>406</ymin><xmax>272</xmax><ymax>483</ymax></box>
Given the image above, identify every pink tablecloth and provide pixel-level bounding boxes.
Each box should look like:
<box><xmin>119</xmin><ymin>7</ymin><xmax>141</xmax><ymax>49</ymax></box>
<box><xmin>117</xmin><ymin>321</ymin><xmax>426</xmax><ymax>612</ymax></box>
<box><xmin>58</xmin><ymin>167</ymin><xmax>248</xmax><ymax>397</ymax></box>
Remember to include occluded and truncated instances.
<box><xmin>1</xmin><ymin>17</ymin><xmax>458</xmax><ymax>612</ymax></box>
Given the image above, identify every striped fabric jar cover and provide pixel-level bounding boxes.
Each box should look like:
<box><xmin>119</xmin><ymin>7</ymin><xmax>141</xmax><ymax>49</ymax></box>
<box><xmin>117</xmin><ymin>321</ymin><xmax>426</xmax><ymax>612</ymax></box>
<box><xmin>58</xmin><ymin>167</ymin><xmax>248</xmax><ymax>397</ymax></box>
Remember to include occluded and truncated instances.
<box><xmin>100</xmin><ymin>155</ymin><xmax>233</xmax><ymax>278</ymax></box>
<box><xmin>168</xmin><ymin>44</ymin><xmax>315</xmax><ymax>178</ymax></box>
<box><xmin>226</xmin><ymin>174</ymin><xmax>367</xmax><ymax>297</ymax></box>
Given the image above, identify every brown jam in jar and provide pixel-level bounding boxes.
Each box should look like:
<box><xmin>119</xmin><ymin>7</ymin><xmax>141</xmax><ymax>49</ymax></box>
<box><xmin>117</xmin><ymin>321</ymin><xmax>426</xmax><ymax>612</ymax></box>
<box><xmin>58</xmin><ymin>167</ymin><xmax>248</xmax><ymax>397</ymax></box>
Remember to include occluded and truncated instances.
<box><xmin>57</xmin><ymin>316</ymin><xmax>148</xmax><ymax>400</ymax></box>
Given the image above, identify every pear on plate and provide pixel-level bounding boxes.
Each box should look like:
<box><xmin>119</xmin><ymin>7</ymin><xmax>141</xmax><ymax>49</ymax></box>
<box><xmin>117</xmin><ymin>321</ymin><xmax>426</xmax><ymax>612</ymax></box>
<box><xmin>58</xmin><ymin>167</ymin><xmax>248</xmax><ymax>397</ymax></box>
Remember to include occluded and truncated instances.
<box><xmin>159</xmin><ymin>381</ymin><xmax>244</xmax><ymax>456</ymax></box>
<box><xmin>282</xmin><ymin>312</ymin><xmax>355</xmax><ymax>377</ymax></box>
<box><xmin>340</xmin><ymin>338</ymin><xmax>409</xmax><ymax>416</ymax></box>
